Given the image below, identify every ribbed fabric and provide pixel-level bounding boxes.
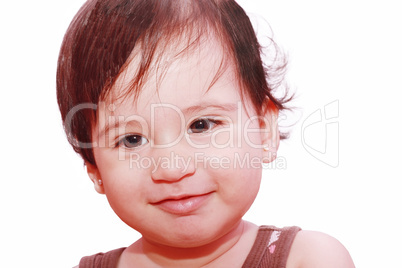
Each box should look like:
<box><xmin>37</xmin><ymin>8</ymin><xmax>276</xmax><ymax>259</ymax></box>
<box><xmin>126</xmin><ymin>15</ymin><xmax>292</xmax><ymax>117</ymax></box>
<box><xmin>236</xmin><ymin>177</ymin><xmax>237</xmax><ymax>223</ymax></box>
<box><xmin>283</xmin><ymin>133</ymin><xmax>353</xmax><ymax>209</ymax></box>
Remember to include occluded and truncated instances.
<box><xmin>78</xmin><ymin>226</ymin><xmax>300</xmax><ymax>268</ymax></box>
<box><xmin>242</xmin><ymin>226</ymin><xmax>301</xmax><ymax>268</ymax></box>
<box><xmin>79</xmin><ymin>247</ymin><xmax>125</xmax><ymax>268</ymax></box>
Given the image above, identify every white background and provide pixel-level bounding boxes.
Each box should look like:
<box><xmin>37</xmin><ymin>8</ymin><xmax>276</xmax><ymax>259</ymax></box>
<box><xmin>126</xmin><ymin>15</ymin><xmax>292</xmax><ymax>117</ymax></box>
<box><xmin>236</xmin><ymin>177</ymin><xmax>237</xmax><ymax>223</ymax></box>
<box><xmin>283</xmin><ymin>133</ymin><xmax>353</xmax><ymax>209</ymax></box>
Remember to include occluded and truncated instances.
<box><xmin>1</xmin><ymin>0</ymin><xmax>401</xmax><ymax>267</ymax></box>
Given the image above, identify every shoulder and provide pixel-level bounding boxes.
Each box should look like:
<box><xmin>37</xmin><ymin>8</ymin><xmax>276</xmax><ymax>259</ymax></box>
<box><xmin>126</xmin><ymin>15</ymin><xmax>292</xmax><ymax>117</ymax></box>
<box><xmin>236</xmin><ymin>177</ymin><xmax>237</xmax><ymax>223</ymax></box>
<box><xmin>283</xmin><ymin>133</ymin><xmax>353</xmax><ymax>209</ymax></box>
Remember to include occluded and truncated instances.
<box><xmin>287</xmin><ymin>230</ymin><xmax>355</xmax><ymax>268</ymax></box>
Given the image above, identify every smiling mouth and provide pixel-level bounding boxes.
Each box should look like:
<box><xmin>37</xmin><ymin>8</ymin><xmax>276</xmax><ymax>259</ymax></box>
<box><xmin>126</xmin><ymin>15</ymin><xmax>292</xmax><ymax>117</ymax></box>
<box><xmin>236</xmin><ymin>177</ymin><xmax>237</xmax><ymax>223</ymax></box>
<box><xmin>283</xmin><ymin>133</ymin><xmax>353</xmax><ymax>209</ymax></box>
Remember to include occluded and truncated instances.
<box><xmin>152</xmin><ymin>193</ymin><xmax>213</xmax><ymax>215</ymax></box>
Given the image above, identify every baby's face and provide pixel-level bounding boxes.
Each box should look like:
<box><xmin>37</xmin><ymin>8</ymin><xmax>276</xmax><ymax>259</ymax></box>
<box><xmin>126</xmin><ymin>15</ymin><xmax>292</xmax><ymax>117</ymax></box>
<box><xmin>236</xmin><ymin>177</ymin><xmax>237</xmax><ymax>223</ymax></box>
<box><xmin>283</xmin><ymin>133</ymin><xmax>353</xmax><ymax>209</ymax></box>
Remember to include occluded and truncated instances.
<box><xmin>90</xmin><ymin>39</ymin><xmax>274</xmax><ymax>247</ymax></box>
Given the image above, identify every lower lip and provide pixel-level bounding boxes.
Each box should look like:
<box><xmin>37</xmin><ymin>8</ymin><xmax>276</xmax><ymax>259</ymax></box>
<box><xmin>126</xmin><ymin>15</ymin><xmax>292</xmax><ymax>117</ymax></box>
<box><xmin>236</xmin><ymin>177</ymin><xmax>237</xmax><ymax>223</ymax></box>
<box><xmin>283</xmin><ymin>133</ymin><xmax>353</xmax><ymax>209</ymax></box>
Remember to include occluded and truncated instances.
<box><xmin>153</xmin><ymin>193</ymin><xmax>212</xmax><ymax>215</ymax></box>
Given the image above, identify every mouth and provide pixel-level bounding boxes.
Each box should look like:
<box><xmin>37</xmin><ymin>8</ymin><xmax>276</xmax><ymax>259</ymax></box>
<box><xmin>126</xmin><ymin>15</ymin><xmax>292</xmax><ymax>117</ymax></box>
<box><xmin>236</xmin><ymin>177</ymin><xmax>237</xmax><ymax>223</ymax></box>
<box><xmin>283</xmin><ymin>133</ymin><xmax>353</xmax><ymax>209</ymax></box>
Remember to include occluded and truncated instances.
<box><xmin>151</xmin><ymin>192</ymin><xmax>213</xmax><ymax>215</ymax></box>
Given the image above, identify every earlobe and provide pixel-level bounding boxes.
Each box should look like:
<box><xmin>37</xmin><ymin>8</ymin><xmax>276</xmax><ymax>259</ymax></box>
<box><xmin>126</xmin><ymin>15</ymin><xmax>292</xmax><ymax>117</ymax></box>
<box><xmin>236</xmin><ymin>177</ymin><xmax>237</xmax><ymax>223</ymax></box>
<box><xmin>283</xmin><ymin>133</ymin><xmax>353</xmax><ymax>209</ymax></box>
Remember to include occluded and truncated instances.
<box><xmin>85</xmin><ymin>163</ymin><xmax>105</xmax><ymax>194</ymax></box>
<box><xmin>261</xmin><ymin>107</ymin><xmax>280</xmax><ymax>164</ymax></box>
<box><xmin>262</xmin><ymin>143</ymin><xmax>278</xmax><ymax>163</ymax></box>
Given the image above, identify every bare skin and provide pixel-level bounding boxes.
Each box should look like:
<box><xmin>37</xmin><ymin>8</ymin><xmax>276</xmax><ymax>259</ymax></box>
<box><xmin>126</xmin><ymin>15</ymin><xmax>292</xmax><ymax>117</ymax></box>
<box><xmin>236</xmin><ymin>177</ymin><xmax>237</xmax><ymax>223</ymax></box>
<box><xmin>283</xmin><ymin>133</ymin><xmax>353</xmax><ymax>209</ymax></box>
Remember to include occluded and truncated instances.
<box><xmin>115</xmin><ymin>224</ymin><xmax>355</xmax><ymax>267</ymax></box>
<box><xmin>287</xmin><ymin>230</ymin><xmax>355</xmax><ymax>268</ymax></box>
<box><xmin>117</xmin><ymin>220</ymin><xmax>259</xmax><ymax>267</ymax></box>
<box><xmin>73</xmin><ymin>221</ymin><xmax>355</xmax><ymax>268</ymax></box>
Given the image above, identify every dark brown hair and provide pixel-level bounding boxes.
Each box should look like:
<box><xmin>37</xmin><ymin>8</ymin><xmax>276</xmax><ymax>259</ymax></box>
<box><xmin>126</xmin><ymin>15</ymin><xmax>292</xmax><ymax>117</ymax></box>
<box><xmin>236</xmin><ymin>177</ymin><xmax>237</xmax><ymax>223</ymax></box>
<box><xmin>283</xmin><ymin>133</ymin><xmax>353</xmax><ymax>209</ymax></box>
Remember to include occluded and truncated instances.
<box><xmin>57</xmin><ymin>0</ymin><xmax>290</xmax><ymax>165</ymax></box>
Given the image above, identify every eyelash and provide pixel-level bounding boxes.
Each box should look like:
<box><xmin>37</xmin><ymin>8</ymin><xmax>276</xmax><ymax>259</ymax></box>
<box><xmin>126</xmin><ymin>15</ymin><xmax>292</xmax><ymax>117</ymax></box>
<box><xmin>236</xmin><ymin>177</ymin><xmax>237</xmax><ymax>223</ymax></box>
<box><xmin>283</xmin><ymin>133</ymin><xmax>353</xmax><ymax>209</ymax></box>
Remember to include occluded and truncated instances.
<box><xmin>116</xmin><ymin>134</ymin><xmax>148</xmax><ymax>149</ymax></box>
<box><xmin>187</xmin><ymin>117</ymin><xmax>223</xmax><ymax>134</ymax></box>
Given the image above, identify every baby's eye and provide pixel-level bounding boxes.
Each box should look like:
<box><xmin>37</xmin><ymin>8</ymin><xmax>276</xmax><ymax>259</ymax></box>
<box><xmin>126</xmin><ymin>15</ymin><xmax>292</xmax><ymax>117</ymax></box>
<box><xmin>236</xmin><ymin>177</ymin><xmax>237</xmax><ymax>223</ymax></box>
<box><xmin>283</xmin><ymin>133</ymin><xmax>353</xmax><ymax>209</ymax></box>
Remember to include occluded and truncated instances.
<box><xmin>117</xmin><ymin>135</ymin><xmax>148</xmax><ymax>149</ymax></box>
<box><xmin>188</xmin><ymin>118</ymin><xmax>219</xmax><ymax>134</ymax></box>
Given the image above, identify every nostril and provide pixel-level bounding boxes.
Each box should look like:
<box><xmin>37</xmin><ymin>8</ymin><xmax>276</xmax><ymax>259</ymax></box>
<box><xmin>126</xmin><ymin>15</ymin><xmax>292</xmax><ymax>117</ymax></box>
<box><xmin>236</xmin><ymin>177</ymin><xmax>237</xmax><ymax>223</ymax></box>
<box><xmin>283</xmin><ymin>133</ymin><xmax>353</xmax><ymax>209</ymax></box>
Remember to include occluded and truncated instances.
<box><xmin>149</xmin><ymin>146</ymin><xmax>196</xmax><ymax>182</ymax></box>
<box><xmin>151</xmin><ymin>156</ymin><xmax>196</xmax><ymax>182</ymax></box>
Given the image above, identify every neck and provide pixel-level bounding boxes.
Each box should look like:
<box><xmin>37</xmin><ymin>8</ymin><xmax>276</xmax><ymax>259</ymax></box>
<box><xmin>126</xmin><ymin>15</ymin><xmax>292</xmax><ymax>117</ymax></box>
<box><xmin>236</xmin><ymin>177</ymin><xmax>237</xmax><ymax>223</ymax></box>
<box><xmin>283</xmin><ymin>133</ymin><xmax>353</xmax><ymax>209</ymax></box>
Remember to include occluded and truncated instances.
<box><xmin>133</xmin><ymin>220</ymin><xmax>248</xmax><ymax>267</ymax></box>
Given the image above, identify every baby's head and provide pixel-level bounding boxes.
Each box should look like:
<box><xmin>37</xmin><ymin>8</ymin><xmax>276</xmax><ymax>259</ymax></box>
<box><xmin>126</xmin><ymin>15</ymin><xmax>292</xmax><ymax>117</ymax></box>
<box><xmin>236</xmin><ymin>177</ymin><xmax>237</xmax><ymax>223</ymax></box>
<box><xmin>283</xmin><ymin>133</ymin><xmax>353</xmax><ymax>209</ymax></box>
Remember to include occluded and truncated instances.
<box><xmin>57</xmin><ymin>0</ymin><xmax>288</xmax><ymax>247</ymax></box>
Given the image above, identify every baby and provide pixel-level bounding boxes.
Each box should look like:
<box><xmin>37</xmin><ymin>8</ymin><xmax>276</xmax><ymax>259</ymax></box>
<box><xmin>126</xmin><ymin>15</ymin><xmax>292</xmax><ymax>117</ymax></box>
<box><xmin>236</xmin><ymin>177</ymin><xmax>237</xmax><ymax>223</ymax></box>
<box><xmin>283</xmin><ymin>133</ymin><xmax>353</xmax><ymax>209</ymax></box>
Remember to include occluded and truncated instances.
<box><xmin>57</xmin><ymin>0</ymin><xmax>355</xmax><ymax>267</ymax></box>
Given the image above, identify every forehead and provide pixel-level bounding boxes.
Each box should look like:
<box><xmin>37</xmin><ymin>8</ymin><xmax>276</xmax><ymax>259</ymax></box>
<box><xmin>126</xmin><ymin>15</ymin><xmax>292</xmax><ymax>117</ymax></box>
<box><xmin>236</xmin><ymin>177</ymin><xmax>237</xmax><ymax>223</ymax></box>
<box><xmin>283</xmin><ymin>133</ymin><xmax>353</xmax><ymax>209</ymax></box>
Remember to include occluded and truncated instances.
<box><xmin>106</xmin><ymin>35</ymin><xmax>242</xmax><ymax>114</ymax></box>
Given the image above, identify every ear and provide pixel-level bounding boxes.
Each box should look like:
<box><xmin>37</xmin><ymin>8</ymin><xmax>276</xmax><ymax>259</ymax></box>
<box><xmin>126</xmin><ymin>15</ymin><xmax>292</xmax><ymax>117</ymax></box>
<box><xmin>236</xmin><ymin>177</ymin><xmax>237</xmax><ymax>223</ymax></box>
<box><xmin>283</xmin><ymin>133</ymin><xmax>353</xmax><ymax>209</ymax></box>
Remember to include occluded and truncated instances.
<box><xmin>260</xmin><ymin>105</ymin><xmax>280</xmax><ymax>164</ymax></box>
<box><xmin>85</xmin><ymin>162</ymin><xmax>105</xmax><ymax>194</ymax></box>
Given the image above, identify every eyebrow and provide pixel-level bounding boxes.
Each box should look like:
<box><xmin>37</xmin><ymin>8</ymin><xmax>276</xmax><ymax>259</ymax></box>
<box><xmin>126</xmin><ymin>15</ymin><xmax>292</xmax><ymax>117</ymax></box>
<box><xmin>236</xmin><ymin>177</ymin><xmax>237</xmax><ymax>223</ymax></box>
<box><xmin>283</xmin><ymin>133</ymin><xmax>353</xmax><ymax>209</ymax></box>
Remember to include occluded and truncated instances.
<box><xmin>98</xmin><ymin>122</ymin><xmax>119</xmax><ymax>139</ymax></box>
<box><xmin>182</xmin><ymin>103</ymin><xmax>239</xmax><ymax>115</ymax></box>
<box><xmin>98</xmin><ymin>120</ymin><xmax>144</xmax><ymax>139</ymax></box>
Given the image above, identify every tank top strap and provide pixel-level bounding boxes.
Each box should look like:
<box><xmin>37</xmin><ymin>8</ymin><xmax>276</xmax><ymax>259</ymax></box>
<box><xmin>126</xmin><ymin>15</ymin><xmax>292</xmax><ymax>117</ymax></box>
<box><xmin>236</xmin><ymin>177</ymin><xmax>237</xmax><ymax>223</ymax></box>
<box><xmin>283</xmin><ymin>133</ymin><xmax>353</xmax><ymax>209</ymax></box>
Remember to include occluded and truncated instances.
<box><xmin>78</xmin><ymin>247</ymin><xmax>126</xmax><ymax>268</ymax></box>
<box><xmin>242</xmin><ymin>225</ymin><xmax>301</xmax><ymax>268</ymax></box>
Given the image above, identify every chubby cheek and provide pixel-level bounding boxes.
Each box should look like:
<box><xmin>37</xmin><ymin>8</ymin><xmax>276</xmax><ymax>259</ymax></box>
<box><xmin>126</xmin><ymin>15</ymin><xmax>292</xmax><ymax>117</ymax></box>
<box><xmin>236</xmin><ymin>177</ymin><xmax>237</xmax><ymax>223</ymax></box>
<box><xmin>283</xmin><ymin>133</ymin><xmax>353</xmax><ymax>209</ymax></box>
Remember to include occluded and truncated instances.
<box><xmin>204</xmin><ymin>146</ymin><xmax>263</xmax><ymax>214</ymax></box>
<box><xmin>220</xmin><ymin>166</ymin><xmax>261</xmax><ymax>204</ymax></box>
<box><xmin>94</xmin><ymin>150</ymin><xmax>149</xmax><ymax>220</ymax></box>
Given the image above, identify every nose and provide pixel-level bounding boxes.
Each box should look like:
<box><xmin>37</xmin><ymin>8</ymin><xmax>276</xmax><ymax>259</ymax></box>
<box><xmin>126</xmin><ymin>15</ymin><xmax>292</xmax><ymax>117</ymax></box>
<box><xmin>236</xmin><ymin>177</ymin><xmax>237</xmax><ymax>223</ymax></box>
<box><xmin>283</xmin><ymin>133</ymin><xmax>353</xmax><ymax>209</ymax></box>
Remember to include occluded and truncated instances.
<box><xmin>151</xmin><ymin>146</ymin><xmax>196</xmax><ymax>183</ymax></box>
